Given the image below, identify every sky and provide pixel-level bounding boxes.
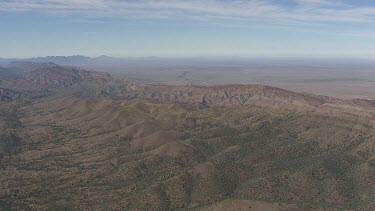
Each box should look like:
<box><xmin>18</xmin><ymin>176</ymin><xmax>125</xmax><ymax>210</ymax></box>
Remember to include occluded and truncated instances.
<box><xmin>0</xmin><ymin>0</ymin><xmax>375</xmax><ymax>59</ymax></box>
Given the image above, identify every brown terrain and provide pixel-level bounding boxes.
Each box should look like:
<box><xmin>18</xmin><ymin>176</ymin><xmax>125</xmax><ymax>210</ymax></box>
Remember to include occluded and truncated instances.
<box><xmin>0</xmin><ymin>62</ymin><xmax>374</xmax><ymax>210</ymax></box>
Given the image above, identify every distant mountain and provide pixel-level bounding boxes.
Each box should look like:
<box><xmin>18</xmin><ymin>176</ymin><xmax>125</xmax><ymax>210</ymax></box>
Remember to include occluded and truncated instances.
<box><xmin>0</xmin><ymin>55</ymin><xmax>119</xmax><ymax>66</ymax></box>
<box><xmin>27</xmin><ymin>55</ymin><xmax>118</xmax><ymax>65</ymax></box>
<box><xmin>95</xmin><ymin>55</ymin><xmax>118</xmax><ymax>62</ymax></box>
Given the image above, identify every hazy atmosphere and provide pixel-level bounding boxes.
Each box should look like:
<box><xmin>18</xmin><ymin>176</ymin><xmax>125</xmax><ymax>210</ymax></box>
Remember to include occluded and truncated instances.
<box><xmin>1</xmin><ymin>0</ymin><xmax>375</xmax><ymax>58</ymax></box>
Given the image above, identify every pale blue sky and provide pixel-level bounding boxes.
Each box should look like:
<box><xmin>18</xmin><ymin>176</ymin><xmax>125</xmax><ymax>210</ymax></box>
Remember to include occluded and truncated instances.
<box><xmin>1</xmin><ymin>0</ymin><xmax>375</xmax><ymax>59</ymax></box>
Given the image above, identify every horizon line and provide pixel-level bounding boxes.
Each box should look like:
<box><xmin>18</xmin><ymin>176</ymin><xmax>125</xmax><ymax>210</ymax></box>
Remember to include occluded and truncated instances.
<box><xmin>2</xmin><ymin>55</ymin><xmax>375</xmax><ymax>61</ymax></box>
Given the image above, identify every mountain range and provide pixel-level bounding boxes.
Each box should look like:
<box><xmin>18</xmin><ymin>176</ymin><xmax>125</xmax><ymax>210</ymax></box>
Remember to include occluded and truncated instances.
<box><xmin>0</xmin><ymin>62</ymin><xmax>374</xmax><ymax>210</ymax></box>
<box><xmin>0</xmin><ymin>55</ymin><xmax>118</xmax><ymax>66</ymax></box>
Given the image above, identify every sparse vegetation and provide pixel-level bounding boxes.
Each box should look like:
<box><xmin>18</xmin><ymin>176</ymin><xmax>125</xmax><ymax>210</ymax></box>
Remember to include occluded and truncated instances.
<box><xmin>0</xmin><ymin>63</ymin><xmax>374</xmax><ymax>210</ymax></box>
<box><xmin>0</xmin><ymin>97</ymin><xmax>374</xmax><ymax>210</ymax></box>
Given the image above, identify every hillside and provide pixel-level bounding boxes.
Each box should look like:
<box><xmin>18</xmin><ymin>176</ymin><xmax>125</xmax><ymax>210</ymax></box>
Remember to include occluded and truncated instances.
<box><xmin>0</xmin><ymin>62</ymin><xmax>374</xmax><ymax>210</ymax></box>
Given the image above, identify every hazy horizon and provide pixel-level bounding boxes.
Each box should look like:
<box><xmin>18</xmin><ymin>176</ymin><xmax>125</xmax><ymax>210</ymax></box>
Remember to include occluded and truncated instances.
<box><xmin>2</xmin><ymin>55</ymin><xmax>375</xmax><ymax>62</ymax></box>
<box><xmin>1</xmin><ymin>0</ymin><xmax>375</xmax><ymax>59</ymax></box>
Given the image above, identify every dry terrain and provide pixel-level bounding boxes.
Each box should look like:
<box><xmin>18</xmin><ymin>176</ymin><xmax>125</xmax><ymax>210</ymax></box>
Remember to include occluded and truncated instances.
<box><xmin>0</xmin><ymin>62</ymin><xmax>374</xmax><ymax>210</ymax></box>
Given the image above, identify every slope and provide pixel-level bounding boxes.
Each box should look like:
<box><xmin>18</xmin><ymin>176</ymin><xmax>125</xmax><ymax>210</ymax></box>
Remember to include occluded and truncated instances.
<box><xmin>0</xmin><ymin>97</ymin><xmax>374</xmax><ymax>210</ymax></box>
